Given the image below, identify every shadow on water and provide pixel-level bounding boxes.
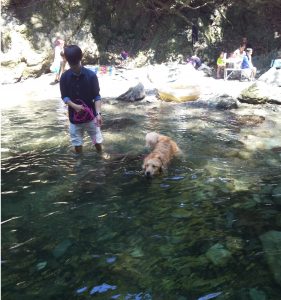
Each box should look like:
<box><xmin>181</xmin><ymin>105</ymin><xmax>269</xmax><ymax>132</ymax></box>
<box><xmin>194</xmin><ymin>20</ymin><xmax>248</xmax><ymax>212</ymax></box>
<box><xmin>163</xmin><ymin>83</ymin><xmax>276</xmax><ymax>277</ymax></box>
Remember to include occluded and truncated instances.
<box><xmin>1</xmin><ymin>96</ymin><xmax>281</xmax><ymax>300</ymax></box>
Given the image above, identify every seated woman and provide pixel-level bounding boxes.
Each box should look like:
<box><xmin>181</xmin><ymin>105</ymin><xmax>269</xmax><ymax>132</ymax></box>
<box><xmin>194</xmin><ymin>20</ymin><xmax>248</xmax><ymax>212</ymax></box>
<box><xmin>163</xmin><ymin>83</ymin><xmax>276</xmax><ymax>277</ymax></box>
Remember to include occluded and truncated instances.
<box><xmin>216</xmin><ymin>51</ymin><xmax>226</xmax><ymax>79</ymax></box>
<box><xmin>241</xmin><ymin>48</ymin><xmax>257</xmax><ymax>80</ymax></box>
<box><xmin>233</xmin><ymin>44</ymin><xmax>246</xmax><ymax>69</ymax></box>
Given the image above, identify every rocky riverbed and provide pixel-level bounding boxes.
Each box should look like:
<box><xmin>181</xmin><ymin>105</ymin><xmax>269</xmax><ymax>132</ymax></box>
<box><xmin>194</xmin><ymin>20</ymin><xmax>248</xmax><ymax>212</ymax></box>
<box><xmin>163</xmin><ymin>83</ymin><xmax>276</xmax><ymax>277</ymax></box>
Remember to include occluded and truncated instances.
<box><xmin>2</xmin><ymin>64</ymin><xmax>281</xmax><ymax>299</ymax></box>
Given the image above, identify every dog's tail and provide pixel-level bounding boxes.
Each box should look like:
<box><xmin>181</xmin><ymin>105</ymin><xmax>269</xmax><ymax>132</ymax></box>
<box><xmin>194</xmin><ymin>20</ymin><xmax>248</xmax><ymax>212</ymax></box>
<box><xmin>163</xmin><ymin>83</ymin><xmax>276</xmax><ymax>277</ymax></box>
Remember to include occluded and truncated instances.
<box><xmin>145</xmin><ymin>132</ymin><xmax>160</xmax><ymax>148</ymax></box>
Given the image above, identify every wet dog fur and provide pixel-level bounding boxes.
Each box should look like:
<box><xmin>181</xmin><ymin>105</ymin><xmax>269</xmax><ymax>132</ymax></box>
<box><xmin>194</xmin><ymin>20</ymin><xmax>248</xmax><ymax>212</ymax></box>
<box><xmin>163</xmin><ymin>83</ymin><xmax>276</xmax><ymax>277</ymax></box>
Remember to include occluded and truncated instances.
<box><xmin>143</xmin><ymin>132</ymin><xmax>180</xmax><ymax>177</ymax></box>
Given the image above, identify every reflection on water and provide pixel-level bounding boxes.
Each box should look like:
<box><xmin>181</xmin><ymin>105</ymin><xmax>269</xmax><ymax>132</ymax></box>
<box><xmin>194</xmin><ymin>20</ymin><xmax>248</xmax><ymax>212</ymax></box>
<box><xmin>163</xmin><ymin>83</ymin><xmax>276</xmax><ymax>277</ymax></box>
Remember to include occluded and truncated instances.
<box><xmin>1</xmin><ymin>95</ymin><xmax>281</xmax><ymax>300</ymax></box>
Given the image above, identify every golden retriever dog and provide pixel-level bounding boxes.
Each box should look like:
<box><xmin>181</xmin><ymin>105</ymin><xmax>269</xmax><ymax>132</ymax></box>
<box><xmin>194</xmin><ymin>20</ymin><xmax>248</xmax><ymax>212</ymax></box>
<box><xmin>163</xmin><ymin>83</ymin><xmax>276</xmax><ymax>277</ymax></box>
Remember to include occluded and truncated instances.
<box><xmin>143</xmin><ymin>132</ymin><xmax>180</xmax><ymax>177</ymax></box>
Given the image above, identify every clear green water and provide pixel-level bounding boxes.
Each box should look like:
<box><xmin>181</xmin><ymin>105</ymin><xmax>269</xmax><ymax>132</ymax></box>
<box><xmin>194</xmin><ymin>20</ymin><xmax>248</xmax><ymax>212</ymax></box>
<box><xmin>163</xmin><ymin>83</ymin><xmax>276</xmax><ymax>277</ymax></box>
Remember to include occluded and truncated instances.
<box><xmin>1</xmin><ymin>96</ymin><xmax>281</xmax><ymax>300</ymax></box>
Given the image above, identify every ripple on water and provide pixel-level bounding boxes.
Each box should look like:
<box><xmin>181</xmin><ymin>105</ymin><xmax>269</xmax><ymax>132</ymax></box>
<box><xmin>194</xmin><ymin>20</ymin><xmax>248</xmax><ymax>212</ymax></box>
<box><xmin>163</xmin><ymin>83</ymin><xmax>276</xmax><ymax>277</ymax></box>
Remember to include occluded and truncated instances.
<box><xmin>1</xmin><ymin>97</ymin><xmax>281</xmax><ymax>299</ymax></box>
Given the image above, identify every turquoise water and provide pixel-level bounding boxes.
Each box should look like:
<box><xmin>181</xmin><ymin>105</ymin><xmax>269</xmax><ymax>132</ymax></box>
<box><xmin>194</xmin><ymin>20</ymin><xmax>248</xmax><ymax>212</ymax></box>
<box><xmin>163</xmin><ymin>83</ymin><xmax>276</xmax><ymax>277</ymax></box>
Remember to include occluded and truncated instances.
<box><xmin>1</xmin><ymin>96</ymin><xmax>281</xmax><ymax>300</ymax></box>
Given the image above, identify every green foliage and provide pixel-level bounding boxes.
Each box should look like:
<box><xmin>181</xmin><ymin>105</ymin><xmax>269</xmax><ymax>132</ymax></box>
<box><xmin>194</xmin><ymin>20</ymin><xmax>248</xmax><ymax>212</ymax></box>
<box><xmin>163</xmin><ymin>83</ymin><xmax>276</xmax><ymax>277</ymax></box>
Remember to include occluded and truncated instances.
<box><xmin>2</xmin><ymin>0</ymin><xmax>281</xmax><ymax>63</ymax></box>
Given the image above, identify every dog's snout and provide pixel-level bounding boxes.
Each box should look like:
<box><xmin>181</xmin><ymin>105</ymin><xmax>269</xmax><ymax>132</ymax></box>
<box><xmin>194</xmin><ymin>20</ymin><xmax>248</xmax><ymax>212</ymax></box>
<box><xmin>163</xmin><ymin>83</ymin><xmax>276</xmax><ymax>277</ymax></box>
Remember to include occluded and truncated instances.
<box><xmin>145</xmin><ymin>171</ymin><xmax>151</xmax><ymax>177</ymax></box>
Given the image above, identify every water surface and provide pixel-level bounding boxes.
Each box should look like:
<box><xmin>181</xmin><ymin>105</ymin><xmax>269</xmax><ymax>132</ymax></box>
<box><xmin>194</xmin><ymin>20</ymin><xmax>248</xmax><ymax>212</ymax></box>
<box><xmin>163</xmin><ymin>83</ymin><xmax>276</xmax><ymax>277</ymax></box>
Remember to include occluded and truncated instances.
<box><xmin>1</xmin><ymin>88</ymin><xmax>281</xmax><ymax>300</ymax></box>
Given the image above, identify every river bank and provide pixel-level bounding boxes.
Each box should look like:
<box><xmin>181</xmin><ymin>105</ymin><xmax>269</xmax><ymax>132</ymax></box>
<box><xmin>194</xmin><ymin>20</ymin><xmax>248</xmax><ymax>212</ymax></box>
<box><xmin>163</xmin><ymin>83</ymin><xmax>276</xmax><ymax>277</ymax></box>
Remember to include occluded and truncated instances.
<box><xmin>1</xmin><ymin>65</ymin><xmax>253</xmax><ymax>107</ymax></box>
<box><xmin>2</xmin><ymin>65</ymin><xmax>281</xmax><ymax>156</ymax></box>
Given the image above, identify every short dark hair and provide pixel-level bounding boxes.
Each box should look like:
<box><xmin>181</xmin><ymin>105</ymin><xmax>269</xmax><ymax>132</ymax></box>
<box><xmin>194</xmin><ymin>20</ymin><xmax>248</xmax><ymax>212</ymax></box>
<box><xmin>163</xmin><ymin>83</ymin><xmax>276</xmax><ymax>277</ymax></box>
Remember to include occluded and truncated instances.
<box><xmin>64</xmin><ymin>45</ymin><xmax>82</xmax><ymax>65</ymax></box>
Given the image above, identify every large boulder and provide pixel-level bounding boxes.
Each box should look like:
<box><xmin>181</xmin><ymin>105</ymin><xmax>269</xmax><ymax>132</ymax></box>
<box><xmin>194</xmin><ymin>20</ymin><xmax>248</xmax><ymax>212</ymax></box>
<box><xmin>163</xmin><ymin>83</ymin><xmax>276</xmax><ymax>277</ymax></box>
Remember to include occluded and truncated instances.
<box><xmin>238</xmin><ymin>68</ymin><xmax>281</xmax><ymax>104</ymax></box>
<box><xmin>258</xmin><ymin>67</ymin><xmax>281</xmax><ymax>86</ymax></box>
<box><xmin>157</xmin><ymin>83</ymin><xmax>200</xmax><ymax>103</ymax></box>
<box><xmin>148</xmin><ymin>64</ymin><xmax>201</xmax><ymax>102</ymax></box>
<box><xmin>116</xmin><ymin>82</ymin><xmax>145</xmax><ymax>101</ymax></box>
<box><xmin>1</xmin><ymin>6</ymin><xmax>99</xmax><ymax>83</ymax></box>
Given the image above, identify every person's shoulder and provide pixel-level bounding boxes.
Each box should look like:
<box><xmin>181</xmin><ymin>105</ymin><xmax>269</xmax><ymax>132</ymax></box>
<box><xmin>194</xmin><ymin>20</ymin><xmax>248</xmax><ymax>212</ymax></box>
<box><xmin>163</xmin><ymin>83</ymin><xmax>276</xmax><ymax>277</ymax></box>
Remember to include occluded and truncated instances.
<box><xmin>60</xmin><ymin>69</ymin><xmax>72</xmax><ymax>84</ymax></box>
<box><xmin>82</xmin><ymin>66</ymin><xmax>97</xmax><ymax>76</ymax></box>
<box><xmin>60</xmin><ymin>69</ymin><xmax>72</xmax><ymax>80</ymax></box>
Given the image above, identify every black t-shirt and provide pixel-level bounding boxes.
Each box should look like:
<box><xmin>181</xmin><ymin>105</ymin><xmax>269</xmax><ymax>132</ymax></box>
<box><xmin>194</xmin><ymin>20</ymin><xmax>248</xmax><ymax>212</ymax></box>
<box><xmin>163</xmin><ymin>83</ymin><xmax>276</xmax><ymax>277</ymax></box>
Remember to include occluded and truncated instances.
<box><xmin>60</xmin><ymin>67</ymin><xmax>101</xmax><ymax>124</ymax></box>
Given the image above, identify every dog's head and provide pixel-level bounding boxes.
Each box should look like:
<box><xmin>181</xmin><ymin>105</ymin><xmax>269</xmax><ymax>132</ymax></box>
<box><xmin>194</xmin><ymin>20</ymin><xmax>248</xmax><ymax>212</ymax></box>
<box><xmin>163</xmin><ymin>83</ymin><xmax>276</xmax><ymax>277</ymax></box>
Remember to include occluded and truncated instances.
<box><xmin>142</xmin><ymin>156</ymin><xmax>163</xmax><ymax>177</ymax></box>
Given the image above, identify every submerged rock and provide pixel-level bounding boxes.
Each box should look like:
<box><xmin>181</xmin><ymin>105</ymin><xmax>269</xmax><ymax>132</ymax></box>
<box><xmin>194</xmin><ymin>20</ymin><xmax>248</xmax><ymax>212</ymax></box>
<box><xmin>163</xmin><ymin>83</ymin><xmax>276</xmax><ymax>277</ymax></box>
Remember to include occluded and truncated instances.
<box><xmin>249</xmin><ymin>288</ymin><xmax>267</xmax><ymax>300</ymax></box>
<box><xmin>234</xmin><ymin>115</ymin><xmax>265</xmax><ymax>126</ymax></box>
<box><xmin>215</xmin><ymin>95</ymin><xmax>238</xmax><ymax>110</ymax></box>
<box><xmin>259</xmin><ymin>230</ymin><xmax>281</xmax><ymax>286</ymax></box>
<box><xmin>206</xmin><ymin>243</ymin><xmax>232</xmax><ymax>266</ymax></box>
<box><xmin>52</xmin><ymin>239</ymin><xmax>72</xmax><ymax>258</ymax></box>
<box><xmin>272</xmin><ymin>185</ymin><xmax>281</xmax><ymax>205</ymax></box>
<box><xmin>225</xmin><ymin>236</ymin><xmax>244</xmax><ymax>252</ymax></box>
<box><xmin>103</xmin><ymin>117</ymin><xmax>137</xmax><ymax>130</ymax></box>
<box><xmin>36</xmin><ymin>261</ymin><xmax>47</xmax><ymax>271</ymax></box>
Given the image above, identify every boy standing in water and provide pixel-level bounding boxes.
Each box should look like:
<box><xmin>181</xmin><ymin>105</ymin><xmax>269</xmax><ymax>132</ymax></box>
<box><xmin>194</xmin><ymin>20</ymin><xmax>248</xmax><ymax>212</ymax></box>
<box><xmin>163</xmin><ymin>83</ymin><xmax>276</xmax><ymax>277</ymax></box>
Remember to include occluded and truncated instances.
<box><xmin>60</xmin><ymin>45</ymin><xmax>103</xmax><ymax>154</ymax></box>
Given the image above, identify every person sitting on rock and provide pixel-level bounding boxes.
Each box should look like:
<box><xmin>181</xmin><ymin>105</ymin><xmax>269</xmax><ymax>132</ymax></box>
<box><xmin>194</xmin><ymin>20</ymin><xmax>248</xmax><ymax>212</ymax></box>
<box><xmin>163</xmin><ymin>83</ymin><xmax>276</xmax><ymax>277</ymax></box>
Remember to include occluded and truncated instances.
<box><xmin>241</xmin><ymin>48</ymin><xmax>257</xmax><ymax>81</ymax></box>
<box><xmin>216</xmin><ymin>51</ymin><xmax>226</xmax><ymax>79</ymax></box>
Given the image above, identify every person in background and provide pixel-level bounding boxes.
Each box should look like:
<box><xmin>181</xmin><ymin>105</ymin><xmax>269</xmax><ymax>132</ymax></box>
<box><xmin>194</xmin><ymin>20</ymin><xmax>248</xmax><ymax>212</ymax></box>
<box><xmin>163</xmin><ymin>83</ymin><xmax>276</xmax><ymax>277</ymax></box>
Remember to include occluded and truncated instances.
<box><xmin>187</xmin><ymin>55</ymin><xmax>202</xmax><ymax>69</ymax></box>
<box><xmin>50</xmin><ymin>37</ymin><xmax>65</xmax><ymax>84</ymax></box>
<box><xmin>192</xmin><ymin>24</ymin><xmax>198</xmax><ymax>48</ymax></box>
<box><xmin>120</xmin><ymin>50</ymin><xmax>129</xmax><ymax>60</ymax></box>
<box><xmin>216</xmin><ymin>51</ymin><xmax>226</xmax><ymax>79</ymax></box>
<box><xmin>233</xmin><ymin>44</ymin><xmax>246</xmax><ymax>68</ymax></box>
<box><xmin>120</xmin><ymin>50</ymin><xmax>129</xmax><ymax>67</ymax></box>
<box><xmin>60</xmin><ymin>45</ymin><xmax>103</xmax><ymax>154</ymax></box>
<box><xmin>59</xmin><ymin>50</ymin><xmax>67</xmax><ymax>80</ymax></box>
<box><xmin>241</xmin><ymin>48</ymin><xmax>257</xmax><ymax>80</ymax></box>
<box><xmin>241</xmin><ymin>36</ymin><xmax>252</xmax><ymax>49</ymax></box>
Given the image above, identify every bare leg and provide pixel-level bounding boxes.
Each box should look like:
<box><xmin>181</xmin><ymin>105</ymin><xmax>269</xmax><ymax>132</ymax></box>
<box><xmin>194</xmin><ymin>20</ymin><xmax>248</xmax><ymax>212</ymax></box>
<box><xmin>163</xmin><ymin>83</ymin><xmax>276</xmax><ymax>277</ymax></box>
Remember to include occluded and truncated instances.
<box><xmin>74</xmin><ymin>145</ymin><xmax>83</xmax><ymax>154</ymax></box>
<box><xmin>95</xmin><ymin>143</ymin><xmax>102</xmax><ymax>153</ymax></box>
<box><xmin>59</xmin><ymin>61</ymin><xmax>66</xmax><ymax>80</ymax></box>
<box><xmin>55</xmin><ymin>73</ymin><xmax>59</xmax><ymax>82</ymax></box>
<box><xmin>217</xmin><ymin>67</ymin><xmax>220</xmax><ymax>79</ymax></box>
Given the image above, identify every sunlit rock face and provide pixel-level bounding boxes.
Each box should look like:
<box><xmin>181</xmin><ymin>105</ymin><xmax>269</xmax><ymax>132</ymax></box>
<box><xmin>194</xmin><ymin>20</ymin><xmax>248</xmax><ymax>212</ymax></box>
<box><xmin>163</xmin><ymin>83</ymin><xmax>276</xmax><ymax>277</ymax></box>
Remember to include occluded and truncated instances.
<box><xmin>1</xmin><ymin>4</ymin><xmax>99</xmax><ymax>83</ymax></box>
<box><xmin>239</xmin><ymin>68</ymin><xmax>281</xmax><ymax>105</ymax></box>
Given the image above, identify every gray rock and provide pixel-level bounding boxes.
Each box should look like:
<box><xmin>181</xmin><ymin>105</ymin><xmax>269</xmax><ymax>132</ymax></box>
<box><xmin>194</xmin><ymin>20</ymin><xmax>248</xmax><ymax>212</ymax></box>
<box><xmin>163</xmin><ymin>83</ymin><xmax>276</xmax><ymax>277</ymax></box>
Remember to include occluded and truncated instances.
<box><xmin>52</xmin><ymin>239</ymin><xmax>72</xmax><ymax>258</ymax></box>
<box><xmin>117</xmin><ymin>82</ymin><xmax>145</xmax><ymax>101</ymax></box>
<box><xmin>216</xmin><ymin>95</ymin><xmax>239</xmax><ymax>110</ymax></box>
<box><xmin>206</xmin><ymin>243</ymin><xmax>232</xmax><ymax>266</ymax></box>
<box><xmin>238</xmin><ymin>68</ymin><xmax>281</xmax><ymax>105</ymax></box>
<box><xmin>258</xmin><ymin>67</ymin><xmax>281</xmax><ymax>87</ymax></box>
<box><xmin>259</xmin><ymin>230</ymin><xmax>281</xmax><ymax>286</ymax></box>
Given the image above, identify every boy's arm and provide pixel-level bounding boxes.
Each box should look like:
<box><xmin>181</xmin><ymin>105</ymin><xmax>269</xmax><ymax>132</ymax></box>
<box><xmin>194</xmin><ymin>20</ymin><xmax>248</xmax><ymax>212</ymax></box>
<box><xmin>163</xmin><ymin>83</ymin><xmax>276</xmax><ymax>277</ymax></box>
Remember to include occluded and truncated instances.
<box><xmin>60</xmin><ymin>74</ymin><xmax>84</xmax><ymax>112</ymax></box>
<box><xmin>64</xmin><ymin>99</ymin><xmax>84</xmax><ymax>112</ymax></box>
<box><xmin>94</xmin><ymin>98</ymin><xmax>102</xmax><ymax>126</ymax></box>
